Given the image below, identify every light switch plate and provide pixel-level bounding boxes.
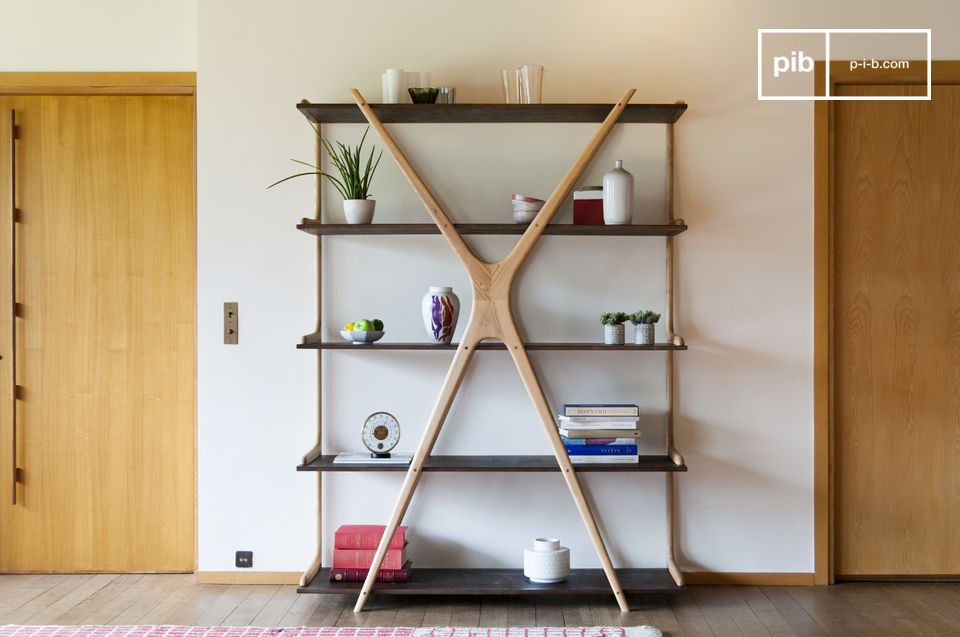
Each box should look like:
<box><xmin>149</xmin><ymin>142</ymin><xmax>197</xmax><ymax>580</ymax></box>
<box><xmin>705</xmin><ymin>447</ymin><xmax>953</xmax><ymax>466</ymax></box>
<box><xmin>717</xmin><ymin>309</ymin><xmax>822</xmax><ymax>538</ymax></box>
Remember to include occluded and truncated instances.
<box><xmin>224</xmin><ymin>302</ymin><xmax>238</xmax><ymax>344</ymax></box>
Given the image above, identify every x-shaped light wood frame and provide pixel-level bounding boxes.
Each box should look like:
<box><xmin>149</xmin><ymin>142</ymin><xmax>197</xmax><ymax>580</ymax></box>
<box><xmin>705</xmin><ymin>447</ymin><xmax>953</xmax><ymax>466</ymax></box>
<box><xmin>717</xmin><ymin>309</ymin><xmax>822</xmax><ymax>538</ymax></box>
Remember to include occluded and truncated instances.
<box><xmin>349</xmin><ymin>88</ymin><xmax>637</xmax><ymax>612</ymax></box>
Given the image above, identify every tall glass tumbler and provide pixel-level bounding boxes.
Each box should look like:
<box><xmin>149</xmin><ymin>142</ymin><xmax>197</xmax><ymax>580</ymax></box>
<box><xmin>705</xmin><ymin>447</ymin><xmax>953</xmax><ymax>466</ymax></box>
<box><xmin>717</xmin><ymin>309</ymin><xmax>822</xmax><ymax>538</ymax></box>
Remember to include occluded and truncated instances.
<box><xmin>520</xmin><ymin>64</ymin><xmax>544</xmax><ymax>104</ymax></box>
<box><xmin>501</xmin><ymin>68</ymin><xmax>521</xmax><ymax>104</ymax></box>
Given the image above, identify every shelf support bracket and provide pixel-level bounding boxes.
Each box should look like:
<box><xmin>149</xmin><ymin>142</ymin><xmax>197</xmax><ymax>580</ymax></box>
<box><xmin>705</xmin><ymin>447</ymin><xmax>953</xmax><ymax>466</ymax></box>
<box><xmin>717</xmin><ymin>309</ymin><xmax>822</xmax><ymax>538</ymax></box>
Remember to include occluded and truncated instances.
<box><xmin>348</xmin><ymin>87</ymin><xmax>636</xmax><ymax>613</ymax></box>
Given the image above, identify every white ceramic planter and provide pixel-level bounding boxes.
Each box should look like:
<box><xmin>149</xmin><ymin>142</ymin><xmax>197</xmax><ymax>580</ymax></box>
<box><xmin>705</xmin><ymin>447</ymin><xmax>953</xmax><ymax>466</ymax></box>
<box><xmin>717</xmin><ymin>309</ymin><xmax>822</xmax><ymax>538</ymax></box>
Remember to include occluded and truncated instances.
<box><xmin>343</xmin><ymin>199</ymin><xmax>375</xmax><ymax>224</ymax></box>
<box><xmin>635</xmin><ymin>323</ymin><xmax>655</xmax><ymax>345</ymax></box>
<box><xmin>602</xmin><ymin>159</ymin><xmax>634</xmax><ymax>225</ymax></box>
<box><xmin>523</xmin><ymin>537</ymin><xmax>570</xmax><ymax>583</ymax></box>
<box><xmin>421</xmin><ymin>286</ymin><xmax>460</xmax><ymax>344</ymax></box>
<box><xmin>604</xmin><ymin>324</ymin><xmax>625</xmax><ymax>345</ymax></box>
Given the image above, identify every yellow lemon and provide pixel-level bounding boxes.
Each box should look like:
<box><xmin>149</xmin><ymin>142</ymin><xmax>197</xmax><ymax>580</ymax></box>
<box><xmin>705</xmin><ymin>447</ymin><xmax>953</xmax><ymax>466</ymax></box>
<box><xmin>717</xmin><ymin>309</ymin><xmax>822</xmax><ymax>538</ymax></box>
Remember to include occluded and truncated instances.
<box><xmin>344</xmin><ymin>322</ymin><xmax>355</xmax><ymax>331</ymax></box>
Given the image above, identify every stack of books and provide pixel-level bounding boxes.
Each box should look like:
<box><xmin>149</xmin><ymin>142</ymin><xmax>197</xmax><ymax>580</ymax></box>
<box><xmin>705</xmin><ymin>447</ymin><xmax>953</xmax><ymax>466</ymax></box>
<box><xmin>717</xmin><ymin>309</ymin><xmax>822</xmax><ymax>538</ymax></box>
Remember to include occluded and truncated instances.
<box><xmin>329</xmin><ymin>524</ymin><xmax>411</xmax><ymax>583</ymax></box>
<box><xmin>558</xmin><ymin>403</ymin><xmax>641</xmax><ymax>464</ymax></box>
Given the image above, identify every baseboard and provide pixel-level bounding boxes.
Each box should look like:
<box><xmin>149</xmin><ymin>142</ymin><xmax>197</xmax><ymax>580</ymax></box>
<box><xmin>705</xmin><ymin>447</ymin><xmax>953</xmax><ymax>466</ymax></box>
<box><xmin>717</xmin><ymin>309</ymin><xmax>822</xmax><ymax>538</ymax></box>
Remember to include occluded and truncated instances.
<box><xmin>684</xmin><ymin>572</ymin><xmax>816</xmax><ymax>586</ymax></box>
<box><xmin>195</xmin><ymin>571</ymin><xmax>302</xmax><ymax>584</ymax></box>
<box><xmin>195</xmin><ymin>570</ymin><xmax>814</xmax><ymax>586</ymax></box>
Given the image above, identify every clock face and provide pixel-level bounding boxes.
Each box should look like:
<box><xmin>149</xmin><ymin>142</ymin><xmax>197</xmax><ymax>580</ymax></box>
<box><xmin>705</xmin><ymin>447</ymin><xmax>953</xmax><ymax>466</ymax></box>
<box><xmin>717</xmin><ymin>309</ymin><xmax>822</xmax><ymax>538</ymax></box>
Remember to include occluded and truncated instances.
<box><xmin>361</xmin><ymin>412</ymin><xmax>400</xmax><ymax>454</ymax></box>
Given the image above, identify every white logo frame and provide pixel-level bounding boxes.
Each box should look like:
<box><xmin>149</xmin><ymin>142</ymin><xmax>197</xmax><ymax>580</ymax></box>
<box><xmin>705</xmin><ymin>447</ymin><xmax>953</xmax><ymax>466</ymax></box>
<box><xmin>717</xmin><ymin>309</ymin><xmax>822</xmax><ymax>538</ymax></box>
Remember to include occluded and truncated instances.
<box><xmin>757</xmin><ymin>28</ymin><xmax>932</xmax><ymax>101</ymax></box>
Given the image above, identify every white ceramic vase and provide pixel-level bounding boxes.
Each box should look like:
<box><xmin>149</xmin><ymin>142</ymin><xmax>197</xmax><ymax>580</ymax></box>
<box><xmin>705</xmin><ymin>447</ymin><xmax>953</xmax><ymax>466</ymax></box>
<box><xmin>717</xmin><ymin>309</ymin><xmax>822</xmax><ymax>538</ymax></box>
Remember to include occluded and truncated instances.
<box><xmin>602</xmin><ymin>159</ymin><xmax>634</xmax><ymax>225</ymax></box>
<box><xmin>635</xmin><ymin>323</ymin><xmax>655</xmax><ymax>345</ymax></box>
<box><xmin>523</xmin><ymin>537</ymin><xmax>570</xmax><ymax>583</ymax></box>
<box><xmin>343</xmin><ymin>199</ymin><xmax>375</xmax><ymax>224</ymax></box>
<box><xmin>604</xmin><ymin>324</ymin><xmax>625</xmax><ymax>345</ymax></box>
<box><xmin>421</xmin><ymin>286</ymin><xmax>460</xmax><ymax>344</ymax></box>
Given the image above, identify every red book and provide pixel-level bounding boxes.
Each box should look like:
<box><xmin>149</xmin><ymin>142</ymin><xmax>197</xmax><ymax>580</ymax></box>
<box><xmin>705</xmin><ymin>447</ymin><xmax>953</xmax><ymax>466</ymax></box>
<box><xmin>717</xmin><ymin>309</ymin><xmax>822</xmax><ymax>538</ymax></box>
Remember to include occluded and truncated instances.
<box><xmin>334</xmin><ymin>524</ymin><xmax>408</xmax><ymax>550</ymax></box>
<box><xmin>332</xmin><ymin>547</ymin><xmax>406</xmax><ymax>570</ymax></box>
<box><xmin>574</xmin><ymin>188</ymin><xmax>604</xmax><ymax>225</ymax></box>
<box><xmin>329</xmin><ymin>561</ymin><xmax>411</xmax><ymax>583</ymax></box>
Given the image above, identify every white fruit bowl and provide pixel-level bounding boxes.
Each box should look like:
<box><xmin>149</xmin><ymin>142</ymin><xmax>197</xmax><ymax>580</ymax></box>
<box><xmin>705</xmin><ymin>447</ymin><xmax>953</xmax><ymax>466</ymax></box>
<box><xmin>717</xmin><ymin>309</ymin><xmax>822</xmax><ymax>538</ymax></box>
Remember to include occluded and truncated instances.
<box><xmin>339</xmin><ymin>330</ymin><xmax>385</xmax><ymax>345</ymax></box>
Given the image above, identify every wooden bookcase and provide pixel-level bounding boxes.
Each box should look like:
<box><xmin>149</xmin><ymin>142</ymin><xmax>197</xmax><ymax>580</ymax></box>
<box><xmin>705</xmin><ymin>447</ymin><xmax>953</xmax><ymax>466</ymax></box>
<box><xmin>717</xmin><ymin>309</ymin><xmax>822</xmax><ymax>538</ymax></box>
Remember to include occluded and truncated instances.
<box><xmin>295</xmin><ymin>95</ymin><xmax>688</xmax><ymax>610</ymax></box>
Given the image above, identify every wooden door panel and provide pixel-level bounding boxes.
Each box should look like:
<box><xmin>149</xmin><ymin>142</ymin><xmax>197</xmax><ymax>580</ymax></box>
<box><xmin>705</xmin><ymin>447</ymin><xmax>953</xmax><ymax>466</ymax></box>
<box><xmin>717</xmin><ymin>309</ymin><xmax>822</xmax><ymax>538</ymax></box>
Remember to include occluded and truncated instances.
<box><xmin>835</xmin><ymin>84</ymin><xmax>960</xmax><ymax>576</ymax></box>
<box><xmin>0</xmin><ymin>96</ymin><xmax>195</xmax><ymax>572</ymax></box>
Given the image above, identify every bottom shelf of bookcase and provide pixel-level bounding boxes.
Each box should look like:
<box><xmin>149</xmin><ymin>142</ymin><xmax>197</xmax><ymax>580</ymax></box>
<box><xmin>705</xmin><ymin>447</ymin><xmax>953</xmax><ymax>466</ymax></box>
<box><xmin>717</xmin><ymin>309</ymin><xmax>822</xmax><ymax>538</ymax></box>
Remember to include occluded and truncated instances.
<box><xmin>298</xmin><ymin>568</ymin><xmax>683</xmax><ymax>595</ymax></box>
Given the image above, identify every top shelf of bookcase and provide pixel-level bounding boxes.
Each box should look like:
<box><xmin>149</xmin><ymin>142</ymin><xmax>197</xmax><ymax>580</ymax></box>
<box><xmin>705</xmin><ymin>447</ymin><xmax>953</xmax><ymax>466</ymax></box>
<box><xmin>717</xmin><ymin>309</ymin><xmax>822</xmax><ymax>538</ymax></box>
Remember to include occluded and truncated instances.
<box><xmin>297</xmin><ymin>103</ymin><xmax>687</xmax><ymax>125</ymax></box>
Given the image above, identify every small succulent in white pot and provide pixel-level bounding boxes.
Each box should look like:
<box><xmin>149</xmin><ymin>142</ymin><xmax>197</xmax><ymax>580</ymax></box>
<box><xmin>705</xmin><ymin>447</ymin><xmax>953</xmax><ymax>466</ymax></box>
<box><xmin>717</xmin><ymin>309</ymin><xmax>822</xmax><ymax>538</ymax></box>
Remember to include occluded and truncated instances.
<box><xmin>268</xmin><ymin>126</ymin><xmax>383</xmax><ymax>224</ymax></box>
<box><xmin>630</xmin><ymin>310</ymin><xmax>661</xmax><ymax>345</ymax></box>
<box><xmin>600</xmin><ymin>311</ymin><xmax>629</xmax><ymax>345</ymax></box>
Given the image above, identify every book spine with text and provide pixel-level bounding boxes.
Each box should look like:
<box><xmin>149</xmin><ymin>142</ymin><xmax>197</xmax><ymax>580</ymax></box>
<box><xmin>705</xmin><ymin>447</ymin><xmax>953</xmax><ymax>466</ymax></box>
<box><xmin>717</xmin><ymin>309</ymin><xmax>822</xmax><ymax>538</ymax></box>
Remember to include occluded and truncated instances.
<box><xmin>332</xmin><ymin>548</ymin><xmax>405</xmax><ymax>569</ymax></box>
<box><xmin>562</xmin><ymin>437</ymin><xmax>638</xmax><ymax>446</ymax></box>
<box><xmin>559</xmin><ymin>427</ymin><xmax>642</xmax><ymax>439</ymax></box>
<box><xmin>570</xmin><ymin>455</ymin><xmax>639</xmax><ymax>464</ymax></box>
<box><xmin>556</xmin><ymin>418</ymin><xmax>638</xmax><ymax>430</ymax></box>
<box><xmin>563</xmin><ymin>404</ymin><xmax>639</xmax><ymax>417</ymax></box>
<box><xmin>565</xmin><ymin>444</ymin><xmax>638</xmax><ymax>456</ymax></box>
<box><xmin>329</xmin><ymin>565</ymin><xmax>410</xmax><ymax>583</ymax></box>
<box><xmin>334</xmin><ymin>525</ymin><xmax>407</xmax><ymax>550</ymax></box>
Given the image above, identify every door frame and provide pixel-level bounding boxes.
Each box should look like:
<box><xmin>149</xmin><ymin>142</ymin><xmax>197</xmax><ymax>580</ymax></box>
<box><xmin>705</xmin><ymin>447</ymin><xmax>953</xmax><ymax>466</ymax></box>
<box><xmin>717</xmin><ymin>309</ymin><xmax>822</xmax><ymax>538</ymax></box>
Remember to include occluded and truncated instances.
<box><xmin>0</xmin><ymin>72</ymin><xmax>195</xmax><ymax>95</ymax></box>
<box><xmin>0</xmin><ymin>71</ymin><xmax>197</xmax><ymax>571</ymax></box>
<box><xmin>813</xmin><ymin>60</ymin><xmax>960</xmax><ymax>585</ymax></box>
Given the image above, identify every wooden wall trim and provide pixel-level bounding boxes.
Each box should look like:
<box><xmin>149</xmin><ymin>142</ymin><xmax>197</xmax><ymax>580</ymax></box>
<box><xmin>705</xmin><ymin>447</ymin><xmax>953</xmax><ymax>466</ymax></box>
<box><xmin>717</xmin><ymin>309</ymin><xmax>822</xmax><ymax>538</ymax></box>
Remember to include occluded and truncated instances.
<box><xmin>813</xmin><ymin>59</ymin><xmax>960</xmax><ymax>586</ymax></box>
<box><xmin>0</xmin><ymin>72</ymin><xmax>196</xmax><ymax>95</ymax></box>
<box><xmin>196</xmin><ymin>571</ymin><xmax>303</xmax><ymax>585</ymax></box>
<box><xmin>684</xmin><ymin>572</ymin><xmax>816</xmax><ymax>586</ymax></box>
<box><xmin>813</xmin><ymin>62</ymin><xmax>833</xmax><ymax>586</ymax></box>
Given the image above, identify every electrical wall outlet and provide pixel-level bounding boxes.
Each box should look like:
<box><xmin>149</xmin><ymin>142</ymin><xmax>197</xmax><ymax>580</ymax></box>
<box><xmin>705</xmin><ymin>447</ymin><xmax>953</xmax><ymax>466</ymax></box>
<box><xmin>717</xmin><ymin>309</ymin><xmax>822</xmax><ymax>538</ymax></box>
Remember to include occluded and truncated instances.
<box><xmin>224</xmin><ymin>302</ymin><xmax>239</xmax><ymax>344</ymax></box>
<box><xmin>235</xmin><ymin>550</ymin><xmax>253</xmax><ymax>568</ymax></box>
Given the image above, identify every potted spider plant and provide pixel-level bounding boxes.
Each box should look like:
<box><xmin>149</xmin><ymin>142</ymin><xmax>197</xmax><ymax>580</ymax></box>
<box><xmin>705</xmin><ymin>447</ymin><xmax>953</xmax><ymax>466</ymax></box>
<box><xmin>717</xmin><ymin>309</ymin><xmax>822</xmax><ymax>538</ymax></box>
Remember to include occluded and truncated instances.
<box><xmin>269</xmin><ymin>126</ymin><xmax>383</xmax><ymax>224</ymax></box>
<box><xmin>600</xmin><ymin>311</ymin><xmax>629</xmax><ymax>345</ymax></box>
<box><xmin>630</xmin><ymin>310</ymin><xmax>661</xmax><ymax>345</ymax></box>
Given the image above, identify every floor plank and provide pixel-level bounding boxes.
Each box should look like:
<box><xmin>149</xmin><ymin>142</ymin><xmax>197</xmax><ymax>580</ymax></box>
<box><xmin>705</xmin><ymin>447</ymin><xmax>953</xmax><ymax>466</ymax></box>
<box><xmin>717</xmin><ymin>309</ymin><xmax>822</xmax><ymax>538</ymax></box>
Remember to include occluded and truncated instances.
<box><xmin>250</xmin><ymin>585</ymin><xmax>302</xmax><ymax>627</ymax></box>
<box><xmin>759</xmin><ymin>587</ymin><xmax>826</xmax><ymax>637</ymax></box>
<box><xmin>535</xmin><ymin>598</ymin><xmax>566</xmax><ymax>627</ymax></box>
<box><xmin>52</xmin><ymin>574</ymin><xmax>146</xmax><ymax>624</ymax></box>
<box><xmin>448</xmin><ymin>599</ymin><xmax>482</xmax><ymax>628</ymax></box>
<box><xmin>1</xmin><ymin>574</ymin><xmax>118</xmax><ymax>624</ymax></box>
<box><xmin>108</xmin><ymin>574</ymin><xmax>194</xmax><ymax>624</ymax></box>
<box><xmin>221</xmin><ymin>585</ymin><xmax>282</xmax><ymax>626</ymax></box>
<box><xmin>688</xmin><ymin>586</ymin><xmax>745</xmax><ymax>637</ymax></box>
<box><xmin>667</xmin><ymin>590</ymin><xmax>716</xmax><ymax>637</ymax></box>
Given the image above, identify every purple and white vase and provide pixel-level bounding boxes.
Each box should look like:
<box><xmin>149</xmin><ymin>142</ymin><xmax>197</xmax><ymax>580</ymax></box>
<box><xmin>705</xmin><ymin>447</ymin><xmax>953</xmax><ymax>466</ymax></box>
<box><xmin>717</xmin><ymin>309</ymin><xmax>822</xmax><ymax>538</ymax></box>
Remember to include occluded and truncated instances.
<box><xmin>421</xmin><ymin>286</ymin><xmax>460</xmax><ymax>344</ymax></box>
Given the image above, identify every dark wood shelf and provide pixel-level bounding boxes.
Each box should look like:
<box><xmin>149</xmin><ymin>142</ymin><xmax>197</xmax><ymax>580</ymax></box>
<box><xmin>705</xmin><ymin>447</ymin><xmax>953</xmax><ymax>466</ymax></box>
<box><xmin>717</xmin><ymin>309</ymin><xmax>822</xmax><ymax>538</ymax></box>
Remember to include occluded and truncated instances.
<box><xmin>298</xmin><ymin>103</ymin><xmax>687</xmax><ymax>125</ymax></box>
<box><xmin>299</xmin><ymin>567</ymin><xmax>682</xmax><ymax>595</ymax></box>
<box><xmin>297</xmin><ymin>221</ymin><xmax>687</xmax><ymax>236</ymax></box>
<box><xmin>298</xmin><ymin>341</ymin><xmax>686</xmax><ymax>351</ymax></box>
<box><xmin>298</xmin><ymin>454</ymin><xmax>686</xmax><ymax>473</ymax></box>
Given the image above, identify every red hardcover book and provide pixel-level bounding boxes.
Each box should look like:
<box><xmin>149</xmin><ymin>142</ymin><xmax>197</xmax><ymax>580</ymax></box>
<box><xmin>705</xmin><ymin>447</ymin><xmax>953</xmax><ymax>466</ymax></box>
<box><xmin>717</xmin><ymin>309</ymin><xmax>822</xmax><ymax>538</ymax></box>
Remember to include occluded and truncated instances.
<box><xmin>334</xmin><ymin>524</ymin><xmax>408</xmax><ymax>550</ymax></box>
<box><xmin>329</xmin><ymin>561</ymin><xmax>412</xmax><ymax>583</ymax></box>
<box><xmin>573</xmin><ymin>187</ymin><xmax>604</xmax><ymax>225</ymax></box>
<box><xmin>332</xmin><ymin>547</ymin><xmax>406</xmax><ymax>570</ymax></box>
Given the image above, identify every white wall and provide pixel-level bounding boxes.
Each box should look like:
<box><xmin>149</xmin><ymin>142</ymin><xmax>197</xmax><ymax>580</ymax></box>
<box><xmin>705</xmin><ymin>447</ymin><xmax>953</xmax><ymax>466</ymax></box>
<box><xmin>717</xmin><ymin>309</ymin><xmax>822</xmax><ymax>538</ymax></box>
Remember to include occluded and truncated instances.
<box><xmin>187</xmin><ymin>0</ymin><xmax>960</xmax><ymax>575</ymax></box>
<box><xmin>0</xmin><ymin>0</ymin><xmax>195</xmax><ymax>70</ymax></box>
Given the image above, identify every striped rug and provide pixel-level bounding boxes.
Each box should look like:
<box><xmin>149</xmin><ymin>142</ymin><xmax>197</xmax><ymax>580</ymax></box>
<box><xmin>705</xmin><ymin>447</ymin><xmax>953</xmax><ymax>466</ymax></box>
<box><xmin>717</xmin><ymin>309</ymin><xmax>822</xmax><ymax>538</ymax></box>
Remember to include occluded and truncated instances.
<box><xmin>0</xmin><ymin>628</ymin><xmax>661</xmax><ymax>637</ymax></box>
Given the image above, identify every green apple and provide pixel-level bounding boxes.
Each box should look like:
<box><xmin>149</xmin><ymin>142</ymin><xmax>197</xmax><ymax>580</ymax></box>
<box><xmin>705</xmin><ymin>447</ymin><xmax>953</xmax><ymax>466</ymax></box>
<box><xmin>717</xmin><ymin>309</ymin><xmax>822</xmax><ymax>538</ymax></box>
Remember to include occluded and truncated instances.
<box><xmin>372</xmin><ymin>319</ymin><xmax>384</xmax><ymax>331</ymax></box>
<box><xmin>354</xmin><ymin>319</ymin><xmax>374</xmax><ymax>332</ymax></box>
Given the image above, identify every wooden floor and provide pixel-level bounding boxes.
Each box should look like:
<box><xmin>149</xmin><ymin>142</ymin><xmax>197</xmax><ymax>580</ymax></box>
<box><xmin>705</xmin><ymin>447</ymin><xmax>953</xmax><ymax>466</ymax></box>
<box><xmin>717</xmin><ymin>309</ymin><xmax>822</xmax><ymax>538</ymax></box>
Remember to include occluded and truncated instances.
<box><xmin>2</xmin><ymin>575</ymin><xmax>960</xmax><ymax>636</ymax></box>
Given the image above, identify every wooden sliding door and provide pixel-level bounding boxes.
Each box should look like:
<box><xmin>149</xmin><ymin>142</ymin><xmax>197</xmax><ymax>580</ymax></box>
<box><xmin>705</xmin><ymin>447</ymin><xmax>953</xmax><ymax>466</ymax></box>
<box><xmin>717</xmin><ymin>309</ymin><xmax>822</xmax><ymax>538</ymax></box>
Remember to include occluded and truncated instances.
<box><xmin>833</xmin><ymin>82</ymin><xmax>960</xmax><ymax>576</ymax></box>
<box><xmin>0</xmin><ymin>94</ymin><xmax>195</xmax><ymax>571</ymax></box>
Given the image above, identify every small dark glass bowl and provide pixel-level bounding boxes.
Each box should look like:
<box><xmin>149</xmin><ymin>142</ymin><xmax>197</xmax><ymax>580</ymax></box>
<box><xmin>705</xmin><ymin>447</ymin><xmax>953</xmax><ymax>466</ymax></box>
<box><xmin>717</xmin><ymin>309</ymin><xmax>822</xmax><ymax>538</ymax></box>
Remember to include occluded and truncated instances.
<box><xmin>408</xmin><ymin>87</ymin><xmax>440</xmax><ymax>104</ymax></box>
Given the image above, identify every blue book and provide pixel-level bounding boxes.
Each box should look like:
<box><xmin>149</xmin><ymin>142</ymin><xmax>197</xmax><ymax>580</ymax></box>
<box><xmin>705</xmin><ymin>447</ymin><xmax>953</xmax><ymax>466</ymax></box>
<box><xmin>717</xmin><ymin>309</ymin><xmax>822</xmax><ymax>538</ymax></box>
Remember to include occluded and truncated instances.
<box><xmin>562</xmin><ymin>436</ymin><xmax>637</xmax><ymax>446</ymax></box>
<box><xmin>565</xmin><ymin>444</ymin><xmax>638</xmax><ymax>456</ymax></box>
<box><xmin>562</xmin><ymin>403</ymin><xmax>639</xmax><ymax>417</ymax></box>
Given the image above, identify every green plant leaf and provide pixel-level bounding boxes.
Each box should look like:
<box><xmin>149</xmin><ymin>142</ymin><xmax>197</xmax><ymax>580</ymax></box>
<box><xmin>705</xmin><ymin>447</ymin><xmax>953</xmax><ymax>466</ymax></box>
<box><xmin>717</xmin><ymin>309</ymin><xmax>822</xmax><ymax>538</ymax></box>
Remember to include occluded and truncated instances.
<box><xmin>269</xmin><ymin>126</ymin><xmax>382</xmax><ymax>201</ymax></box>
